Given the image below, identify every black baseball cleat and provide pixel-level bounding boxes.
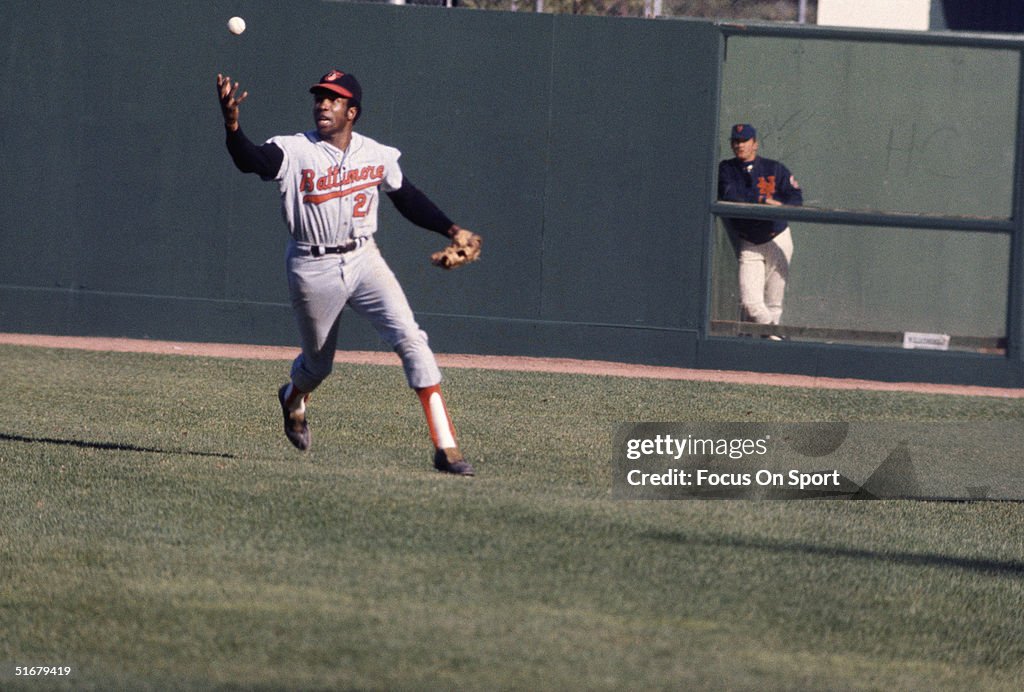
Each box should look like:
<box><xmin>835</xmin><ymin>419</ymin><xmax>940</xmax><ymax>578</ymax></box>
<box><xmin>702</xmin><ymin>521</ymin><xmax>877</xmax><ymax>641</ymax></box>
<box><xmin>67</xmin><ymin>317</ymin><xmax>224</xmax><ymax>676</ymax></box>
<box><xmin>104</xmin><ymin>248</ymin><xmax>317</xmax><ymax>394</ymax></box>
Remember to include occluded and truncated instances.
<box><xmin>278</xmin><ymin>384</ymin><xmax>310</xmax><ymax>451</ymax></box>
<box><xmin>434</xmin><ymin>448</ymin><xmax>475</xmax><ymax>476</ymax></box>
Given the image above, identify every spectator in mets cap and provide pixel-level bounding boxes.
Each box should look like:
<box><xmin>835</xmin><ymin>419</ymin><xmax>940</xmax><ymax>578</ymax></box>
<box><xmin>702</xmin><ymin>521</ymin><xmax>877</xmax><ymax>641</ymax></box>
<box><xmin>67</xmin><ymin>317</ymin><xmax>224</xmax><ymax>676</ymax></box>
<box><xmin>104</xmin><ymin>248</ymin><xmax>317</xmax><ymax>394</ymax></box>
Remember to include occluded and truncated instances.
<box><xmin>718</xmin><ymin>124</ymin><xmax>803</xmax><ymax>337</ymax></box>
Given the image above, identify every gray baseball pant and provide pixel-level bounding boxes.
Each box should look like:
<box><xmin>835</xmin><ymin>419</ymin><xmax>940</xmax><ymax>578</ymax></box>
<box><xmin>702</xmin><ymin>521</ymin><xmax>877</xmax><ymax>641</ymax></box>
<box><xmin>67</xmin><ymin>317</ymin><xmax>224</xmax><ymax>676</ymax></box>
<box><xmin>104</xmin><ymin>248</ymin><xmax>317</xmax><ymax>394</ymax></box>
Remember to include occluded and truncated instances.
<box><xmin>285</xmin><ymin>239</ymin><xmax>442</xmax><ymax>393</ymax></box>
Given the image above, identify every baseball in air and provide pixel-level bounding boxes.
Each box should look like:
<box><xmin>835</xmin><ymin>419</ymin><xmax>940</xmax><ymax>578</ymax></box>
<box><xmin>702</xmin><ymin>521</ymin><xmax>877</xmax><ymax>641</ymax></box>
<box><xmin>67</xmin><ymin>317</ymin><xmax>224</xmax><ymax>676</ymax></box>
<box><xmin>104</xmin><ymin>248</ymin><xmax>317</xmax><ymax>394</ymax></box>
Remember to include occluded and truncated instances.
<box><xmin>227</xmin><ymin>16</ymin><xmax>246</xmax><ymax>35</ymax></box>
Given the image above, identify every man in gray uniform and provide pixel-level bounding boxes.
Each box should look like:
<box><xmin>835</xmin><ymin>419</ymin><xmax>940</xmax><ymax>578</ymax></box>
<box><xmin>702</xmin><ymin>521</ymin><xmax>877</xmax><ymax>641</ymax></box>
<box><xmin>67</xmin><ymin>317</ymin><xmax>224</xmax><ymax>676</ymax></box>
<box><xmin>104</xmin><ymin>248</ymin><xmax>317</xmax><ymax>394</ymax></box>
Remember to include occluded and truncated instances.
<box><xmin>216</xmin><ymin>69</ymin><xmax>480</xmax><ymax>475</ymax></box>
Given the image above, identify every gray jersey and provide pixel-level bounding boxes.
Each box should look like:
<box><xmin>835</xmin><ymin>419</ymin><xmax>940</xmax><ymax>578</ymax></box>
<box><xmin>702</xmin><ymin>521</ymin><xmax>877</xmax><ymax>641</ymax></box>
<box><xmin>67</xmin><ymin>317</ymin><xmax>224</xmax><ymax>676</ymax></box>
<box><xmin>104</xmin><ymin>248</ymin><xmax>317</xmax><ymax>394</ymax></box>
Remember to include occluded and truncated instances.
<box><xmin>268</xmin><ymin>131</ymin><xmax>403</xmax><ymax>246</ymax></box>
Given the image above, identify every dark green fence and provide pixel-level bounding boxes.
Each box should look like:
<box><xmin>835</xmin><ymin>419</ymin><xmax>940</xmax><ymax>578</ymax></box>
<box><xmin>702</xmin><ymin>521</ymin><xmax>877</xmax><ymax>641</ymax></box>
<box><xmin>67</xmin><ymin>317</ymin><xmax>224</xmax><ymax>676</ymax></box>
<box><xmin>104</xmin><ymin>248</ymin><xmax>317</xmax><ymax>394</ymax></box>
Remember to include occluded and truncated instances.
<box><xmin>1</xmin><ymin>1</ymin><xmax>1022</xmax><ymax>387</ymax></box>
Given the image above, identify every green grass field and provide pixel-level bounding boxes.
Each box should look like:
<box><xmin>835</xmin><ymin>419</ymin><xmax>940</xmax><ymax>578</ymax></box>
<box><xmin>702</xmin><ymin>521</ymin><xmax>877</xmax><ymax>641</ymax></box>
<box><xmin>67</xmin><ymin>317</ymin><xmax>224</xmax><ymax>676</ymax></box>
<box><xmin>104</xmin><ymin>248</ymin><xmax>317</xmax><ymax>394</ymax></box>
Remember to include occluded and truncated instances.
<box><xmin>2</xmin><ymin>343</ymin><xmax>1023</xmax><ymax>690</ymax></box>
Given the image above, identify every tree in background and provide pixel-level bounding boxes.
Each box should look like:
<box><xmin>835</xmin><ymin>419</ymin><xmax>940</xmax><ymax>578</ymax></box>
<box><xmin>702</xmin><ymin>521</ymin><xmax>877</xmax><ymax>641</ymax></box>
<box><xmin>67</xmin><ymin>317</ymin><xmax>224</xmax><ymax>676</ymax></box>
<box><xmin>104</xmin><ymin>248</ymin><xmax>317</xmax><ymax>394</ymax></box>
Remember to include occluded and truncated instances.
<box><xmin>453</xmin><ymin>0</ymin><xmax>817</xmax><ymax>21</ymax></box>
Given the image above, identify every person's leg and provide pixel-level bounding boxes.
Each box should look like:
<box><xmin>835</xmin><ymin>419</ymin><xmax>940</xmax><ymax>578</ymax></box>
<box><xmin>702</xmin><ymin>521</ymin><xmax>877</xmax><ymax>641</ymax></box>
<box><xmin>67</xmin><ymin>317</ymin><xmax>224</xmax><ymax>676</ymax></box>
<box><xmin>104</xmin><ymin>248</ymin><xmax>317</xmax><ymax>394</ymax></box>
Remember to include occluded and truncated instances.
<box><xmin>763</xmin><ymin>228</ymin><xmax>793</xmax><ymax>325</ymax></box>
<box><xmin>278</xmin><ymin>246</ymin><xmax>350</xmax><ymax>450</ymax></box>
<box><xmin>347</xmin><ymin>244</ymin><xmax>473</xmax><ymax>475</ymax></box>
<box><xmin>737</xmin><ymin>240</ymin><xmax>772</xmax><ymax>324</ymax></box>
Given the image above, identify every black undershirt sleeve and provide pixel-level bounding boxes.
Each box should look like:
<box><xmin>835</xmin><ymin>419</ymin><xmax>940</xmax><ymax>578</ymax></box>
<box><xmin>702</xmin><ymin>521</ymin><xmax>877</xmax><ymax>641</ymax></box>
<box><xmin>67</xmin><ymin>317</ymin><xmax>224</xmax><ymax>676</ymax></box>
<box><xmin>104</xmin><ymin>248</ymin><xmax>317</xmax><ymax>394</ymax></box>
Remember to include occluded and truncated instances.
<box><xmin>225</xmin><ymin>126</ymin><xmax>284</xmax><ymax>179</ymax></box>
<box><xmin>386</xmin><ymin>177</ymin><xmax>454</xmax><ymax>237</ymax></box>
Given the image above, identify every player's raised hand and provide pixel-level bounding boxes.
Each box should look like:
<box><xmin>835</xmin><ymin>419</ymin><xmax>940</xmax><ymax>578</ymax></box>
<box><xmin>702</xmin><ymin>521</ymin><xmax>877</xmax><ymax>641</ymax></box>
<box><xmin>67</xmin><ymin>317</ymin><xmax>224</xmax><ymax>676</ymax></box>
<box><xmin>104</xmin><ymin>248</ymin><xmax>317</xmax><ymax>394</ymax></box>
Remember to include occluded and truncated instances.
<box><xmin>217</xmin><ymin>73</ymin><xmax>248</xmax><ymax>132</ymax></box>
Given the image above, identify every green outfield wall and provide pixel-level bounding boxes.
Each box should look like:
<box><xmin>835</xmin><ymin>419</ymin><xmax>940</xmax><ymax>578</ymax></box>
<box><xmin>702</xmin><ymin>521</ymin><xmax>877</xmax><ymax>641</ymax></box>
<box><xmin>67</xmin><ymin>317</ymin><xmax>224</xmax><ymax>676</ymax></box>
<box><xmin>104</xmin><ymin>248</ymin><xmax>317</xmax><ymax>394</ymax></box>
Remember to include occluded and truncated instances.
<box><xmin>2</xmin><ymin>1</ymin><xmax>1023</xmax><ymax>387</ymax></box>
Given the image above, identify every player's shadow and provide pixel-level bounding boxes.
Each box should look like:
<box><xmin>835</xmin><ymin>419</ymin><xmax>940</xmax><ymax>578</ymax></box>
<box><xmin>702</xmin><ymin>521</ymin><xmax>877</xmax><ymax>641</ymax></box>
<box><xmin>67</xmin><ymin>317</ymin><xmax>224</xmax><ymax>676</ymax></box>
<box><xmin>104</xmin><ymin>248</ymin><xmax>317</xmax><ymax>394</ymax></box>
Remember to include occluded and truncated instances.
<box><xmin>0</xmin><ymin>432</ymin><xmax>235</xmax><ymax>459</ymax></box>
<box><xmin>644</xmin><ymin>530</ymin><xmax>1024</xmax><ymax>576</ymax></box>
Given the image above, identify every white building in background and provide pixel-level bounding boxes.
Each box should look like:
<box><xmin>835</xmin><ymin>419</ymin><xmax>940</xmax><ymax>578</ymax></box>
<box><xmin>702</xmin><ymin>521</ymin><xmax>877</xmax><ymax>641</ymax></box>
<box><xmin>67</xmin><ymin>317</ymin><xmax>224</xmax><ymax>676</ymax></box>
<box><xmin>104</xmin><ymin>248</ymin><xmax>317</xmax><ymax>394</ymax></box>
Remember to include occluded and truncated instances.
<box><xmin>817</xmin><ymin>0</ymin><xmax>933</xmax><ymax>30</ymax></box>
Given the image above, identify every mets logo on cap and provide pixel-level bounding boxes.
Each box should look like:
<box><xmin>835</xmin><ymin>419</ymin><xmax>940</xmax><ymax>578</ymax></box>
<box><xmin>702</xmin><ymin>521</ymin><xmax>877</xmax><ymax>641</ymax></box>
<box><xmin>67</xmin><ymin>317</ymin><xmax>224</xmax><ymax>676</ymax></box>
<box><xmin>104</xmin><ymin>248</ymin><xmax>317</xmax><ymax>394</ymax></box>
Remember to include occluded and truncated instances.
<box><xmin>730</xmin><ymin>123</ymin><xmax>757</xmax><ymax>140</ymax></box>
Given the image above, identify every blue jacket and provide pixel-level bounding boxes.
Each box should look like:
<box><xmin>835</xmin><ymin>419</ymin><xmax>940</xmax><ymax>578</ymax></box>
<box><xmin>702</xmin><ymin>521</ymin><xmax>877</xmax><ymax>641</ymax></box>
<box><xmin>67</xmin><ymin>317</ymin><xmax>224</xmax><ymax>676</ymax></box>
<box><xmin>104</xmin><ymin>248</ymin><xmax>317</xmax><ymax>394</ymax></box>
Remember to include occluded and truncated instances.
<box><xmin>718</xmin><ymin>156</ymin><xmax>803</xmax><ymax>244</ymax></box>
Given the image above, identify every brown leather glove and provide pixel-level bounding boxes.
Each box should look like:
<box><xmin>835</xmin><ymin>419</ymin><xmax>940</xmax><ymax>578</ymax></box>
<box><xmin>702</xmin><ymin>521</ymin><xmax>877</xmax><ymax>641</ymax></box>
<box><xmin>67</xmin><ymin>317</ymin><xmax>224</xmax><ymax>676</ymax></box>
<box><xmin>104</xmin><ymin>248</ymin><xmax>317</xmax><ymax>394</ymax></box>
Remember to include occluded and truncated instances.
<box><xmin>431</xmin><ymin>226</ymin><xmax>482</xmax><ymax>270</ymax></box>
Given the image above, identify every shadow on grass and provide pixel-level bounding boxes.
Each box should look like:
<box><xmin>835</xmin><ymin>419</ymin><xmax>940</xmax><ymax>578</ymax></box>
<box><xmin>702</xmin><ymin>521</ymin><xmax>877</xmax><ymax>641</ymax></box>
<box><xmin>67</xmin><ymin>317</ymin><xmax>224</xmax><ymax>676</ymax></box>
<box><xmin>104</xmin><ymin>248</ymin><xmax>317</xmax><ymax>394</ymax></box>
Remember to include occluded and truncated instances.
<box><xmin>644</xmin><ymin>530</ymin><xmax>1024</xmax><ymax>576</ymax></box>
<box><xmin>0</xmin><ymin>432</ymin><xmax>235</xmax><ymax>459</ymax></box>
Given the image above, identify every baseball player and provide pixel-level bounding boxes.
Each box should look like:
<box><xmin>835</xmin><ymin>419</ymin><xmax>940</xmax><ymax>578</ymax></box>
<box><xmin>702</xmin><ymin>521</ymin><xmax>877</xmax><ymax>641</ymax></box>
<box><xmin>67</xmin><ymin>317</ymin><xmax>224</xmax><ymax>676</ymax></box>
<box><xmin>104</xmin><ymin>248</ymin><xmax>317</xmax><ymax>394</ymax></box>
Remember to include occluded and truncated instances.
<box><xmin>216</xmin><ymin>70</ymin><xmax>481</xmax><ymax>475</ymax></box>
<box><xmin>717</xmin><ymin>124</ymin><xmax>802</xmax><ymax>332</ymax></box>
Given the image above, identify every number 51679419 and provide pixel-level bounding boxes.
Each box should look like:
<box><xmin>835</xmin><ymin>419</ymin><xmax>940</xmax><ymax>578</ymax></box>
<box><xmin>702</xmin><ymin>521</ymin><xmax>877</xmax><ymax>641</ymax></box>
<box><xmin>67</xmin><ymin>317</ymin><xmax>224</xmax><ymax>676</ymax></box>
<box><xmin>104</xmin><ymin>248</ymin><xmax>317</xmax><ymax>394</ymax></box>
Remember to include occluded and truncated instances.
<box><xmin>16</xmin><ymin>666</ymin><xmax>72</xmax><ymax>676</ymax></box>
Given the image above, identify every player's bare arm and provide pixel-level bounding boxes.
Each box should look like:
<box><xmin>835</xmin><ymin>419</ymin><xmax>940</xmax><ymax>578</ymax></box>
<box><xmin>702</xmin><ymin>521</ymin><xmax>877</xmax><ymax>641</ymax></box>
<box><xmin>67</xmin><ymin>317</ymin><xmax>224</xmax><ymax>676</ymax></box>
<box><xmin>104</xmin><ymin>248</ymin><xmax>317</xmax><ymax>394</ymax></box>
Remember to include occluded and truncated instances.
<box><xmin>217</xmin><ymin>73</ymin><xmax>248</xmax><ymax>132</ymax></box>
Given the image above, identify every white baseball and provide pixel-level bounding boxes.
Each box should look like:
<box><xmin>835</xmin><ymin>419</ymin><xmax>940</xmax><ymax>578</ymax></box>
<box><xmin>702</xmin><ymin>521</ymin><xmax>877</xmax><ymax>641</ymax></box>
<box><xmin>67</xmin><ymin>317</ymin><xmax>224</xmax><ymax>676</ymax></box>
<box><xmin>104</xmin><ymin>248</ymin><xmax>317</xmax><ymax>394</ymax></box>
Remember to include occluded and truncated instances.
<box><xmin>227</xmin><ymin>16</ymin><xmax>246</xmax><ymax>35</ymax></box>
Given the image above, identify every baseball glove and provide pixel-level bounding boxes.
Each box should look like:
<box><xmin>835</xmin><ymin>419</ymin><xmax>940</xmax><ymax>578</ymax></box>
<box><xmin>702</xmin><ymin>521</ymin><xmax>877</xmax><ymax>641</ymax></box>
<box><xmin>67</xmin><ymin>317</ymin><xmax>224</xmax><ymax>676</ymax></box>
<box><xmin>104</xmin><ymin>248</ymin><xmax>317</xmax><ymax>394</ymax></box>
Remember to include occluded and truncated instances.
<box><xmin>431</xmin><ymin>226</ymin><xmax>482</xmax><ymax>270</ymax></box>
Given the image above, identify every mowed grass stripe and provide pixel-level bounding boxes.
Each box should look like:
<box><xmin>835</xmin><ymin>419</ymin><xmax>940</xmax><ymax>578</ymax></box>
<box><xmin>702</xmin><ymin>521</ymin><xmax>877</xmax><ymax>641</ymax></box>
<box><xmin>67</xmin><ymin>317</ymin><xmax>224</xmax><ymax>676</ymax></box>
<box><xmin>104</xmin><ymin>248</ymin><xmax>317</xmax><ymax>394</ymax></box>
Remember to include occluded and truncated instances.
<box><xmin>1</xmin><ymin>344</ymin><xmax>1023</xmax><ymax>690</ymax></box>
